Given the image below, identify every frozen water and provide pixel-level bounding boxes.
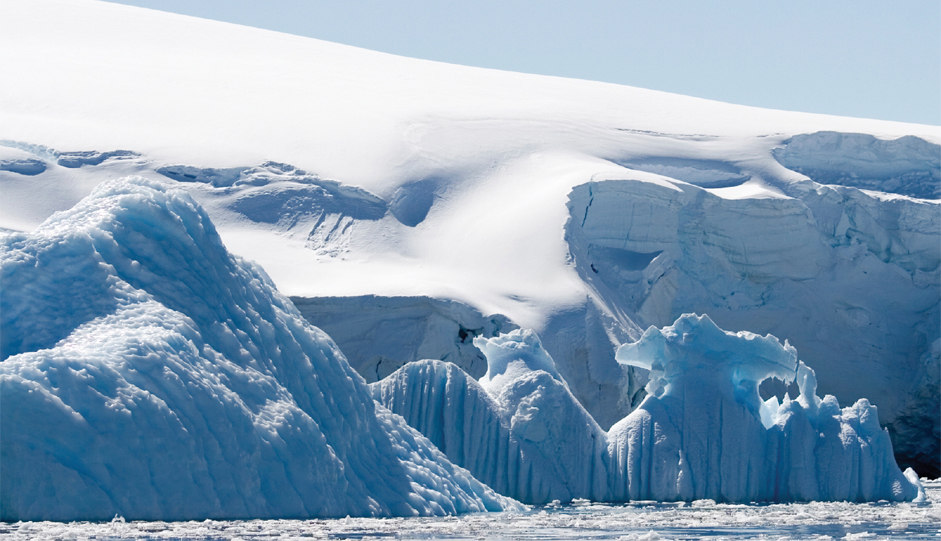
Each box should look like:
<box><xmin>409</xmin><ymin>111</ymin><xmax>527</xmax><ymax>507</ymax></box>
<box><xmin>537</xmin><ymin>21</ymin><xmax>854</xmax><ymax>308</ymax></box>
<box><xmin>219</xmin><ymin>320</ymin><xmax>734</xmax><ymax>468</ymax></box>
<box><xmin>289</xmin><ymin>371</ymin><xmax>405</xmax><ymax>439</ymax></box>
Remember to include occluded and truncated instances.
<box><xmin>773</xmin><ymin>131</ymin><xmax>941</xmax><ymax>199</ymax></box>
<box><xmin>611</xmin><ymin>314</ymin><xmax>920</xmax><ymax>503</ymax></box>
<box><xmin>0</xmin><ymin>177</ymin><xmax>519</xmax><ymax>521</ymax></box>
<box><xmin>1</xmin><ymin>479</ymin><xmax>938</xmax><ymax>540</ymax></box>
<box><xmin>375</xmin><ymin>318</ymin><xmax>919</xmax><ymax>505</ymax></box>
<box><xmin>1</xmin><ymin>0</ymin><xmax>938</xmax><ymax>489</ymax></box>
<box><xmin>292</xmin><ymin>295</ymin><xmax>517</xmax><ymax>382</ymax></box>
<box><xmin>372</xmin><ymin>330</ymin><xmax>609</xmax><ymax>504</ymax></box>
<box><xmin>564</xmin><ymin>175</ymin><xmax>940</xmax><ymax>475</ymax></box>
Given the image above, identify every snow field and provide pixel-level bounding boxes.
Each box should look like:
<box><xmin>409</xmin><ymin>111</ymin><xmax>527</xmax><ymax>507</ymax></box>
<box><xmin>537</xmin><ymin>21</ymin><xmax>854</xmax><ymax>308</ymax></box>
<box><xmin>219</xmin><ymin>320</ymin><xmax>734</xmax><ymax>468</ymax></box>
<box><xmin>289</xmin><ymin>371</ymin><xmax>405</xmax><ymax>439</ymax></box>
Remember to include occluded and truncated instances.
<box><xmin>0</xmin><ymin>0</ymin><xmax>938</xmax><ymax>521</ymax></box>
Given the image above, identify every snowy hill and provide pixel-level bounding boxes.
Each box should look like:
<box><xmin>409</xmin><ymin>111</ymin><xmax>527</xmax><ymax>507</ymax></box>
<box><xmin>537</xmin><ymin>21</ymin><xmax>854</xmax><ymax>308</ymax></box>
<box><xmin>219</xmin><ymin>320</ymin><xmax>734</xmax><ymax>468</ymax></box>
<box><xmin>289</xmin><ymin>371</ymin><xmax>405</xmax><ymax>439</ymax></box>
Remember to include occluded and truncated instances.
<box><xmin>1</xmin><ymin>0</ymin><xmax>938</xmax><ymax>483</ymax></box>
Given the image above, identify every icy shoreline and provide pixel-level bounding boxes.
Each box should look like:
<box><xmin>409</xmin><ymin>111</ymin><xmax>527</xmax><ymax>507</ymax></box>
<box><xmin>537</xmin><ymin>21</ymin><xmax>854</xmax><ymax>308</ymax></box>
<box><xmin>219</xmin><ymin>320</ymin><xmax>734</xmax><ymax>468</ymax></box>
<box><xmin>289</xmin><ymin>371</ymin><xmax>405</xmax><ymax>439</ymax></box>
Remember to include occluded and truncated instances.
<box><xmin>2</xmin><ymin>479</ymin><xmax>938</xmax><ymax>541</ymax></box>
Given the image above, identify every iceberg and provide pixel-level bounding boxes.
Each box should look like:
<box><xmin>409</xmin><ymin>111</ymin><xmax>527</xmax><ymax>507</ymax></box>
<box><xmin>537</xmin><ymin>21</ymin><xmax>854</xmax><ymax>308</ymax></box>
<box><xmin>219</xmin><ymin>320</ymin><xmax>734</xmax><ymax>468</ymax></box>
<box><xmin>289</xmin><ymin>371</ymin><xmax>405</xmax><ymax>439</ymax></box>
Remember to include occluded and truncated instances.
<box><xmin>610</xmin><ymin>314</ymin><xmax>920</xmax><ymax>503</ymax></box>
<box><xmin>376</xmin><ymin>317</ymin><xmax>922</xmax><ymax>504</ymax></box>
<box><xmin>0</xmin><ymin>177</ymin><xmax>519</xmax><ymax>521</ymax></box>
<box><xmin>1</xmin><ymin>0</ymin><xmax>937</xmax><ymax>479</ymax></box>
<box><xmin>372</xmin><ymin>330</ymin><xmax>608</xmax><ymax>504</ymax></box>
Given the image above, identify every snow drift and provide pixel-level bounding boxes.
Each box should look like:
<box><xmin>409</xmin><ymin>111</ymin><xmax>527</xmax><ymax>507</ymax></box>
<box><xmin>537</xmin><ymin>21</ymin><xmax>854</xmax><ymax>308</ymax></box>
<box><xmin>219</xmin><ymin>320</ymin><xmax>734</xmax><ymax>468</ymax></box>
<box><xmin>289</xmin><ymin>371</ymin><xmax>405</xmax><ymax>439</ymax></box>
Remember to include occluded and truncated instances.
<box><xmin>376</xmin><ymin>319</ymin><xmax>923</xmax><ymax>504</ymax></box>
<box><xmin>0</xmin><ymin>177</ymin><xmax>518</xmax><ymax>521</ymax></box>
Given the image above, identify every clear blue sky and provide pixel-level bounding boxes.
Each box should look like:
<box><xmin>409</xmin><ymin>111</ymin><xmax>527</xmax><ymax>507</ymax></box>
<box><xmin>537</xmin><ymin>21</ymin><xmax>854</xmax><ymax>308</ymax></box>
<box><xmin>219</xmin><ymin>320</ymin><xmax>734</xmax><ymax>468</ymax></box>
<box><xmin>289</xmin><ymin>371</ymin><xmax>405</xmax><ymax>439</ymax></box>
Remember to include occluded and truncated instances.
<box><xmin>105</xmin><ymin>0</ymin><xmax>940</xmax><ymax>125</ymax></box>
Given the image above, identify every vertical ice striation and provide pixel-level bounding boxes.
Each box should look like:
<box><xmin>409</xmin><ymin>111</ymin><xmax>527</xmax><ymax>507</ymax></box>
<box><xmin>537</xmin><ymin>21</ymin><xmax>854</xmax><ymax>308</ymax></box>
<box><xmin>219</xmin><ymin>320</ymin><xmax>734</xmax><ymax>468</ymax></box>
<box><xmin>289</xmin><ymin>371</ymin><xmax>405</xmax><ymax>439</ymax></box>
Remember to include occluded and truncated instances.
<box><xmin>0</xmin><ymin>177</ymin><xmax>519</xmax><ymax>521</ymax></box>
<box><xmin>372</xmin><ymin>330</ymin><xmax>609</xmax><ymax>504</ymax></box>
<box><xmin>377</xmin><ymin>317</ymin><xmax>922</xmax><ymax>504</ymax></box>
<box><xmin>609</xmin><ymin>314</ymin><xmax>921</xmax><ymax>502</ymax></box>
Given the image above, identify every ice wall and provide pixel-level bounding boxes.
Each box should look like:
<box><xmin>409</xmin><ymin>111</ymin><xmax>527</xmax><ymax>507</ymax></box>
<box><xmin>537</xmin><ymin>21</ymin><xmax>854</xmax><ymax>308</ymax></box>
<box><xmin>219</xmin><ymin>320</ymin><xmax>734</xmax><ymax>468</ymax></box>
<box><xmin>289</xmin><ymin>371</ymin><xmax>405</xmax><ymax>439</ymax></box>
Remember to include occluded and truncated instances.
<box><xmin>372</xmin><ymin>330</ymin><xmax>608</xmax><ymax>504</ymax></box>
<box><xmin>376</xmin><ymin>318</ymin><xmax>922</xmax><ymax>504</ymax></box>
<box><xmin>293</xmin><ymin>295</ymin><xmax>516</xmax><ymax>382</ymax></box>
<box><xmin>0</xmin><ymin>177</ymin><xmax>518</xmax><ymax>521</ymax></box>
<box><xmin>772</xmin><ymin>132</ymin><xmax>940</xmax><ymax>199</ymax></box>
<box><xmin>564</xmin><ymin>163</ymin><xmax>940</xmax><ymax>476</ymax></box>
<box><xmin>610</xmin><ymin>314</ymin><xmax>919</xmax><ymax>502</ymax></box>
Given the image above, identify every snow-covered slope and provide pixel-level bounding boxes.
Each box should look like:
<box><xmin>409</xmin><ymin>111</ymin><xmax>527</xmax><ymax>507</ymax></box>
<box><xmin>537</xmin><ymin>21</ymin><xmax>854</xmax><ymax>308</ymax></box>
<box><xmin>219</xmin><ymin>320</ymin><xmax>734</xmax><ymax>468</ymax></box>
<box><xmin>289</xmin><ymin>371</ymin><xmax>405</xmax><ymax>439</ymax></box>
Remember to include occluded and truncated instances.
<box><xmin>0</xmin><ymin>178</ymin><xmax>518</xmax><ymax>521</ymax></box>
<box><xmin>1</xmin><ymin>0</ymin><xmax>938</xmax><ymax>476</ymax></box>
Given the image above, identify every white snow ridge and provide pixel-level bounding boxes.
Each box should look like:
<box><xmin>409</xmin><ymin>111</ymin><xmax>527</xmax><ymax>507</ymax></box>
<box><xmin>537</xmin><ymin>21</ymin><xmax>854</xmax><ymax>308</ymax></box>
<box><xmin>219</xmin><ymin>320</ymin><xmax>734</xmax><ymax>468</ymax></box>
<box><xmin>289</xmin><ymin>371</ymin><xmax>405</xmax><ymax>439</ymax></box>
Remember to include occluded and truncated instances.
<box><xmin>0</xmin><ymin>178</ymin><xmax>518</xmax><ymax>521</ymax></box>
<box><xmin>0</xmin><ymin>0</ymin><xmax>938</xmax><ymax>523</ymax></box>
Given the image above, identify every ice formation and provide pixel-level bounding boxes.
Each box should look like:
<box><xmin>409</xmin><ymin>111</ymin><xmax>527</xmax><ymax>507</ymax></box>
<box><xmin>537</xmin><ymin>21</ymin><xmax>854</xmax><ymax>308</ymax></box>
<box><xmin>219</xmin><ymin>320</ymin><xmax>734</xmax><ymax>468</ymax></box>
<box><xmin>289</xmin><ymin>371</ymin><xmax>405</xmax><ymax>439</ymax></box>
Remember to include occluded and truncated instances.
<box><xmin>372</xmin><ymin>330</ymin><xmax>608</xmax><ymax>504</ymax></box>
<box><xmin>609</xmin><ymin>314</ymin><xmax>920</xmax><ymax>502</ymax></box>
<box><xmin>1</xmin><ymin>0</ymin><xmax>937</xmax><ymax>478</ymax></box>
<box><xmin>292</xmin><ymin>295</ymin><xmax>516</xmax><ymax>382</ymax></box>
<box><xmin>564</xmin><ymin>174</ymin><xmax>940</xmax><ymax>475</ymax></box>
<box><xmin>376</xmin><ymin>318</ymin><xmax>922</xmax><ymax>504</ymax></box>
<box><xmin>0</xmin><ymin>177</ymin><xmax>519</xmax><ymax>521</ymax></box>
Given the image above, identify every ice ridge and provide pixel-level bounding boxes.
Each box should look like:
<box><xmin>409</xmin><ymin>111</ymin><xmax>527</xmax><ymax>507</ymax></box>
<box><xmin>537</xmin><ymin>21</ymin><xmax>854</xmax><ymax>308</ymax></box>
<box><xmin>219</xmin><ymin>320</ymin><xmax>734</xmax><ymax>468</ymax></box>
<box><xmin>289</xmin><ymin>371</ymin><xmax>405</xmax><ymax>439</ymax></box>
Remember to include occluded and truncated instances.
<box><xmin>374</xmin><ymin>317</ymin><xmax>922</xmax><ymax>504</ymax></box>
<box><xmin>0</xmin><ymin>177</ymin><xmax>519</xmax><ymax>521</ymax></box>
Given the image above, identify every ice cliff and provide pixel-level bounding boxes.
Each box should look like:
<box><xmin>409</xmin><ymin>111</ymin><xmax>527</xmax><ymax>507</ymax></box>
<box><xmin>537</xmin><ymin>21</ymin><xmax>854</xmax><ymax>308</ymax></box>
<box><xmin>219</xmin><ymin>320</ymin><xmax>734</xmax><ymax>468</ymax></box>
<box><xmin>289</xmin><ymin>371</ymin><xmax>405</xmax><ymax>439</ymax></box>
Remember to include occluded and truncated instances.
<box><xmin>375</xmin><ymin>317</ymin><xmax>923</xmax><ymax>504</ymax></box>
<box><xmin>564</xmin><ymin>162</ymin><xmax>940</xmax><ymax>476</ymax></box>
<box><xmin>1</xmin><ymin>0</ymin><xmax>938</xmax><ymax>488</ymax></box>
<box><xmin>0</xmin><ymin>177</ymin><xmax>519</xmax><ymax>521</ymax></box>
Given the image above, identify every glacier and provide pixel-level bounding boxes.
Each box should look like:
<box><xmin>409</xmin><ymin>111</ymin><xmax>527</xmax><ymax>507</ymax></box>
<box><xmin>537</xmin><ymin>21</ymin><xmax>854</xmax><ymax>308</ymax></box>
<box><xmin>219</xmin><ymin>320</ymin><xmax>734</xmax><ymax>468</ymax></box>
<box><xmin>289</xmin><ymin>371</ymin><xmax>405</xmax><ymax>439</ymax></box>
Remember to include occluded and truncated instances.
<box><xmin>375</xmin><ymin>318</ymin><xmax>923</xmax><ymax>504</ymax></box>
<box><xmin>0</xmin><ymin>177</ymin><xmax>519</xmax><ymax>521</ymax></box>
<box><xmin>0</xmin><ymin>0</ymin><xmax>938</xmax><ymax>517</ymax></box>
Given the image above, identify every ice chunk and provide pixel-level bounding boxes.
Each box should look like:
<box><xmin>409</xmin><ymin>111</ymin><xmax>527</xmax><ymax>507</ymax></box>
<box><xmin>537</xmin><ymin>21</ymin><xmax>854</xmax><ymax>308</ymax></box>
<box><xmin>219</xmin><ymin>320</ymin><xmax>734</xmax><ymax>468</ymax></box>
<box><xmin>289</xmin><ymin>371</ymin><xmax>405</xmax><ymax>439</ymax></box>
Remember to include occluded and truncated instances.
<box><xmin>0</xmin><ymin>177</ymin><xmax>519</xmax><ymax>521</ymax></box>
<box><xmin>380</xmin><ymin>317</ymin><xmax>920</xmax><ymax>504</ymax></box>
<box><xmin>475</xmin><ymin>329</ymin><xmax>566</xmax><ymax>395</ymax></box>
<box><xmin>374</xmin><ymin>329</ymin><xmax>608</xmax><ymax>504</ymax></box>
<box><xmin>609</xmin><ymin>314</ymin><xmax>921</xmax><ymax>503</ymax></box>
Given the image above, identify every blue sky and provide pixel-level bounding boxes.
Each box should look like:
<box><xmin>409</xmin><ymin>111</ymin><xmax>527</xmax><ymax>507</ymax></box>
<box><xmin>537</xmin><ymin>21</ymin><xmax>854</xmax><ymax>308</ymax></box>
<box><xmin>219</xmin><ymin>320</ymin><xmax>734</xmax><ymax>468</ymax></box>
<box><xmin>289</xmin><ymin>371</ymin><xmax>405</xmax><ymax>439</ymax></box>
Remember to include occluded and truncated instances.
<box><xmin>105</xmin><ymin>0</ymin><xmax>940</xmax><ymax>125</ymax></box>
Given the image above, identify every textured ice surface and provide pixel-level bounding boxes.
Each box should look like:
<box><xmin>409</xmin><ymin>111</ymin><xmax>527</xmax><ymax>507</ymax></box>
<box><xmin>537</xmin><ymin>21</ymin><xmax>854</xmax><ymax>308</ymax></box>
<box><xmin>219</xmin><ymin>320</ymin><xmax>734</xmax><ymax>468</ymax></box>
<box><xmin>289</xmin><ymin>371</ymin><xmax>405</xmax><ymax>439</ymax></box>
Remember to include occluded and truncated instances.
<box><xmin>1</xmin><ymin>0</ymin><xmax>938</xmax><ymax>478</ymax></box>
<box><xmin>610</xmin><ymin>314</ymin><xmax>919</xmax><ymax>503</ymax></box>
<box><xmin>773</xmin><ymin>131</ymin><xmax>941</xmax><ymax>199</ymax></box>
<box><xmin>565</xmin><ymin>175</ymin><xmax>940</xmax><ymax>476</ymax></box>
<box><xmin>4</xmin><ymin>477</ymin><xmax>937</xmax><ymax>540</ymax></box>
<box><xmin>376</xmin><ymin>317</ymin><xmax>921</xmax><ymax>504</ymax></box>
<box><xmin>292</xmin><ymin>295</ymin><xmax>517</xmax><ymax>382</ymax></box>
<box><xmin>373</xmin><ymin>330</ymin><xmax>607</xmax><ymax>504</ymax></box>
<box><xmin>0</xmin><ymin>177</ymin><xmax>518</xmax><ymax>521</ymax></box>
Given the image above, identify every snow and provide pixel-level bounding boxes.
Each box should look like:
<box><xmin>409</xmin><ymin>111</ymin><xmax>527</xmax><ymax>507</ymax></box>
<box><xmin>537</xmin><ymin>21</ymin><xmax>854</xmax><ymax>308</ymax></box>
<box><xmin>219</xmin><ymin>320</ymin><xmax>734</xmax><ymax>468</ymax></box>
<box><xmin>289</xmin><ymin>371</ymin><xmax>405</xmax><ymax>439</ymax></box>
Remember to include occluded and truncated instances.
<box><xmin>0</xmin><ymin>0</ymin><xmax>938</xmax><ymax>514</ymax></box>
<box><xmin>0</xmin><ymin>177</ymin><xmax>519</xmax><ymax>521</ymax></box>
<box><xmin>375</xmin><ymin>318</ymin><xmax>920</xmax><ymax>504</ymax></box>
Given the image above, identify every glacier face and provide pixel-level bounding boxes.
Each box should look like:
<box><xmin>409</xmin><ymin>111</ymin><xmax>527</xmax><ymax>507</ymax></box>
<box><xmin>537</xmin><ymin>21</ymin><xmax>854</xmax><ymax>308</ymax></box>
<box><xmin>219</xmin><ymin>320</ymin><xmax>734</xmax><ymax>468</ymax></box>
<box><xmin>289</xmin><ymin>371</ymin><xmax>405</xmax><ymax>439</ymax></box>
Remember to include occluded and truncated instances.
<box><xmin>0</xmin><ymin>177</ymin><xmax>519</xmax><ymax>521</ymax></box>
<box><xmin>0</xmin><ymin>0</ymin><xmax>938</xmax><ymax>499</ymax></box>
<box><xmin>375</xmin><ymin>318</ymin><xmax>923</xmax><ymax>504</ymax></box>
<box><xmin>291</xmin><ymin>295</ymin><xmax>517</xmax><ymax>382</ymax></box>
<box><xmin>563</xmin><ymin>156</ymin><xmax>940</xmax><ymax>476</ymax></box>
